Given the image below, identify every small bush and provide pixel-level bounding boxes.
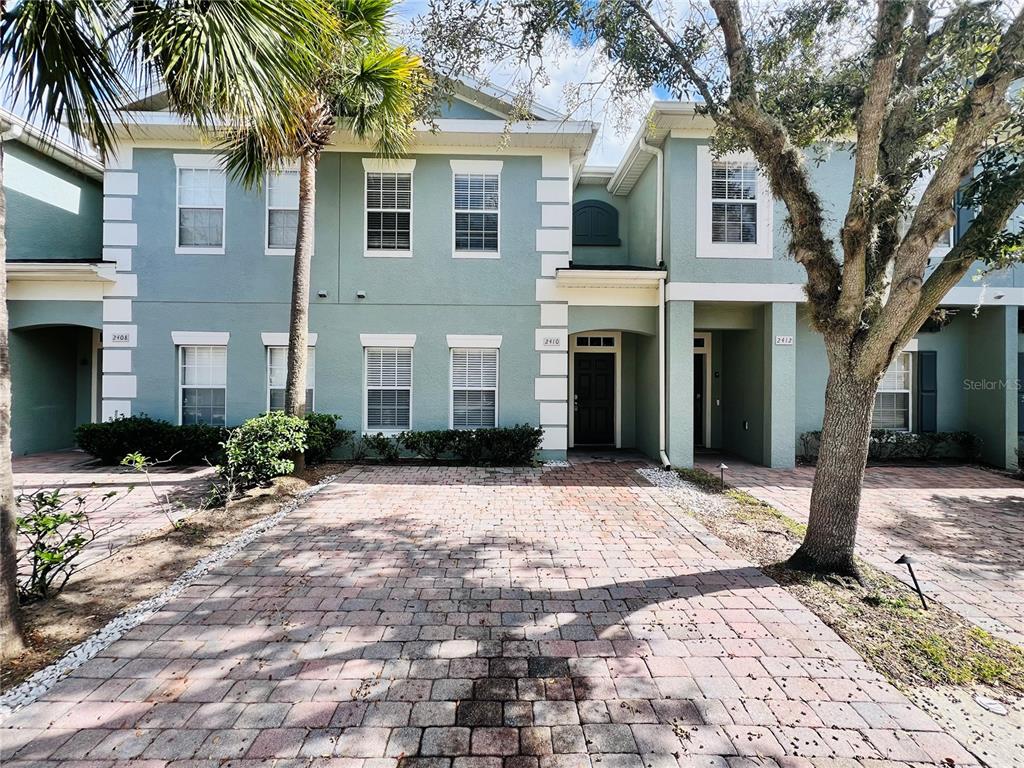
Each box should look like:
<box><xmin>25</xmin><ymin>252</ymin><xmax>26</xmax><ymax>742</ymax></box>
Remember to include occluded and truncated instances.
<box><xmin>75</xmin><ymin>415</ymin><xmax>227</xmax><ymax>466</ymax></box>
<box><xmin>222</xmin><ymin>412</ymin><xmax>307</xmax><ymax>488</ymax></box>
<box><xmin>363</xmin><ymin>432</ymin><xmax>401</xmax><ymax>462</ymax></box>
<box><xmin>16</xmin><ymin>489</ymin><xmax>124</xmax><ymax>602</ymax></box>
<box><xmin>304</xmin><ymin>413</ymin><xmax>353</xmax><ymax>465</ymax></box>
<box><xmin>400</xmin><ymin>430</ymin><xmax>454</xmax><ymax>460</ymax></box>
<box><xmin>476</xmin><ymin>424</ymin><xmax>544</xmax><ymax>465</ymax></box>
<box><xmin>799</xmin><ymin>430</ymin><xmax>981</xmax><ymax>463</ymax></box>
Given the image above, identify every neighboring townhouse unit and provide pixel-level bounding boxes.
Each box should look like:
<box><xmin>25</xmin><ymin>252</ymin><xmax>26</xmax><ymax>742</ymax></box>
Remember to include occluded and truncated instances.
<box><xmin>2</xmin><ymin>109</ymin><xmax>107</xmax><ymax>455</ymax></box>
<box><xmin>7</xmin><ymin>90</ymin><xmax>1023</xmax><ymax>468</ymax></box>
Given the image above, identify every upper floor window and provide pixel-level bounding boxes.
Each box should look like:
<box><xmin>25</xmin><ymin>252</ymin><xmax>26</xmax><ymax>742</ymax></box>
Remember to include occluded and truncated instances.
<box><xmin>364</xmin><ymin>158</ymin><xmax>416</xmax><ymax>258</ymax></box>
<box><xmin>695</xmin><ymin>148</ymin><xmax>772</xmax><ymax>259</ymax></box>
<box><xmin>451</xmin><ymin>159</ymin><xmax>502</xmax><ymax>258</ymax></box>
<box><xmin>174</xmin><ymin>154</ymin><xmax>225</xmax><ymax>254</ymax></box>
<box><xmin>873</xmin><ymin>351</ymin><xmax>912</xmax><ymax>431</ymax></box>
<box><xmin>573</xmin><ymin>200</ymin><xmax>621</xmax><ymax>246</ymax></box>
<box><xmin>267</xmin><ymin>346</ymin><xmax>314</xmax><ymax>412</ymax></box>
<box><xmin>266</xmin><ymin>169</ymin><xmax>299</xmax><ymax>254</ymax></box>
<box><xmin>179</xmin><ymin>344</ymin><xmax>227</xmax><ymax>425</ymax></box>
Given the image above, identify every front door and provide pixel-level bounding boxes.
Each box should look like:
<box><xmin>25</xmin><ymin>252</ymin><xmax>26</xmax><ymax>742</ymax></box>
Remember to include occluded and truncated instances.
<box><xmin>574</xmin><ymin>352</ymin><xmax>614</xmax><ymax>445</ymax></box>
<box><xmin>694</xmin><ymin>353</ymin><xmax>705</xmax><ymax>447</ymax></box>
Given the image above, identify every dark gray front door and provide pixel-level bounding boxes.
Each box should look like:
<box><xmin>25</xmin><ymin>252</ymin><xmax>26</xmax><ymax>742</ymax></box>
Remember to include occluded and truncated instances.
<box><xmin>574</xmin><ymin>352</ymin><xmax>614</xmax><ymax>445</ymax></box>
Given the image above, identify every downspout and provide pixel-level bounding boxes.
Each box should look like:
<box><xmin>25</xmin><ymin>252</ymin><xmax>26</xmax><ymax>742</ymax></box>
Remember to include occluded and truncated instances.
<box><xmin>638</xmin><ymin>139</ymin><xmax>671</xmax><ymax>469</ymax></box>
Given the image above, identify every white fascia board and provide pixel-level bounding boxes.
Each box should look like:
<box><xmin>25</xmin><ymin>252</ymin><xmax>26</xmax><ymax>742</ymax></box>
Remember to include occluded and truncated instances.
<box><xmin>261</xmin><ymin>332</ymin><xmax>319</xmax><ymax>347</ymax></box>
<box><xmin>360</xmin><ymin>333</ymin><xmax>416</xmax><ymax>348</ymax></box>
<box><xmin>555</xmin><ymin>269</ymin><xmax>667</xmax><ymax>289</ymax></box>
<box><xmin>171</xmin><ymin>331</ymin><xmax>230</xmax><ymax>345</ymax></box>
<box><xmin>446</xmin><ymin>334</ymin><xmax>502</xmax><ymax>348</ymax></box>
<box><xmin>6</xmin><ymin>262</ymin><xmax>116</xmax><ymax>283</ymax></box>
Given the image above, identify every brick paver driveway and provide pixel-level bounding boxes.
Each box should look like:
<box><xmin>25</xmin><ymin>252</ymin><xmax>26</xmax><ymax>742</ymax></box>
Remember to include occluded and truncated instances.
<box><xmin>2</xmin><ymin>462</ymin><xmax>975</xmax><ymax>767</ymax></box>
<box><xmin>696</xmin><ymin>456</ymin><xmax>1024</xmax><ymax>646</ymax></box>
<box><xmin>14</xmin><ymin>451</ymin><xmax>215</xmax><ymax>564</ymax></box>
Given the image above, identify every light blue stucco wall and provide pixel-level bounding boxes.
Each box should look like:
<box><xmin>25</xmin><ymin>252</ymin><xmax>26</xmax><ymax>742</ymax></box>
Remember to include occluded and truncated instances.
<box><xmin>4</xmin><ymin>142</ymin><xmax>102</xmax><ymax>262</ymax></box>
<box><xmin>128</xmin><ymin>148</ymin><xmax>547</xmax><ymax>435</ymax></box>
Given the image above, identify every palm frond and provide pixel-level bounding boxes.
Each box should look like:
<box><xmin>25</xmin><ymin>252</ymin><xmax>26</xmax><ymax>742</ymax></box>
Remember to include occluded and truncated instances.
<box><xmin>333</xmin><ymin>0</ymin><xmax>393</xmax><ymax>44</ymax></box>
<box><xmin>1</xmin><ymin>0</ymin><xmax>131</xmax><ymax>154</ymax></box>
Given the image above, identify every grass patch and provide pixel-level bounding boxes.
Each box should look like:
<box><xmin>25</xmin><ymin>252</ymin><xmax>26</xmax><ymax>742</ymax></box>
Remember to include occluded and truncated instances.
<box><xmin>674</xmin><ymin>466</ymin><xmax>1024</xmax><ymax>695</ymax></box>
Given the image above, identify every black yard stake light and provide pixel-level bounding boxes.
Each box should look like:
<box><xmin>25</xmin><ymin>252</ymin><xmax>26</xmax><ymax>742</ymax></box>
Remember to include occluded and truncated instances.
<box><xmin>895</xmin><ymin>554</ymin><xmax>928</xmax><ymax>609</ymax></box>
<box><xmin>717</xmin><ymin>462</ymin><xmax>728</xmax><ymax>489</ymax></box>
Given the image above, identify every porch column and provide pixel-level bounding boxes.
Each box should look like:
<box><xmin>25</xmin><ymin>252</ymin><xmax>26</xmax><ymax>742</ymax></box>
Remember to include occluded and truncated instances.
<box><xmin>666</xmin><ymin>299</ymin><xmax>694</xmax><ymax>467</ymax></box>
<box><xmin>762</xmin><ymin>302</ymin><xmax>797</xmax><ymax>468</ymax></box>
<box><xmin>966</xmin><ymin>305</ymin><xmax>1018</xmax><ymax>469</ymax></box>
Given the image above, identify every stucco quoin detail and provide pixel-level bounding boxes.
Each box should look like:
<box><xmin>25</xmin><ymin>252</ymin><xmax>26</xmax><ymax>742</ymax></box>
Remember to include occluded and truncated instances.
<box><xmin>535</xmin><ymin>151</ymin><xmax>571</xmax><ymax>451</ymax></box>
<box><xmin>101</xmin><ymin>144</ymin><xmax>138</xmax><ymax>422</ymax></box>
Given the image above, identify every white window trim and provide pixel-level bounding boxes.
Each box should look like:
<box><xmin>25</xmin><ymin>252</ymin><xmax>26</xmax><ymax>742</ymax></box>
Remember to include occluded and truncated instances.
<box><xmin>451</xmin><ymin>161</ymin><xmax>502</xmax><ymax>259</ymax></box>
<box><xmin>446</xmin><ymin>334</ymin><xmax>502</xmax><ymax>349</ymax></box>
<box><xmin>266</xmin><ymin>345</ymin><xmax>315</xmax><ymax>413</ymax></box>
<box><xmin>171</xmin><ymin>331</ymin><xmax>230</xmax><ymax>345</ymax></box>
<box><xmin>363</xmin><ymin>346</ymin><xmax>414</xmax><ymax>436</ymax></box>
<box><xmin>363</xmin><ymin>161</ymin><xmax>415</xmax><ymax>259</ymax></box>
<box><xmin>261</xmin><ymin>332</ymin><xmax>318</xmax><ymax>347</ymax></box>
<box><xmin>177</xmin><ymin>344</ymin><xmax>227</xmax><ymax>427</ymax></box>
<box><xmin>360</xmin><ymin>333</ymin><xmax>416</xmax><ymax>348</ymax></box>
<box><xmin>175</xmin><ymin>161</ymin><xmax>226</xmax><ymax>255</ymax></box>
<box><xmin>695</xmin><ymin>147</ymin><xmax>773</xmax><ymax>259</ymax></box>
<box><xmin>449</xmin><ymin>347</ymin><xmax>500</xmax><ymax>430</ymax></box>
<box><xmin>874</xmin><ymin>351</ymin><xmax>913</xmax><ymax>432</ymax></box>
<box><xmin>265</xmin><ymin>165</ymin><xmax>300</xmax><ymax>256</ymax></box>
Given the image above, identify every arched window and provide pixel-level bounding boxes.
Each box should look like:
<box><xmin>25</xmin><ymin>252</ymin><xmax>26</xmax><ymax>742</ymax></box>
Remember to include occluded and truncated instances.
<box><xmin>573</xmin><ymin>199</ymin><xmax>620</xmax><ymax>246</ymax></box>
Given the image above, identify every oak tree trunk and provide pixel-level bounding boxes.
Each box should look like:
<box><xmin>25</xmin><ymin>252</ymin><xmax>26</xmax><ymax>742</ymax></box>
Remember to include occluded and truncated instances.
<box><xmin>284</xmin><ymin>151</ymin><xmax>317</xmax><ymax>475</ymax></box>
<box><xmin>0</xmin><ymin>142</ymin><xmax>27</xmax><ymax>658</ymax></box>
<box><xmin>788</xmin><ymin>342</ymin><xmax>879</xmax><ymax>576</ymax></box>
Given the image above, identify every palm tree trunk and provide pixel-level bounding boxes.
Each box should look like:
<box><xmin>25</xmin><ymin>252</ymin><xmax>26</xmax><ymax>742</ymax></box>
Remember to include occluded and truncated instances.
<box><xmin>0</xmin><ymin>143</ymin><xmax>28</xmax><ymax>658</ymax></box>
<box><xmin>788</xmin><ymin>343</ymin><xmax>877</xmax><ymax>576</ymax></box>
<box><xmin>284</xmin><ymin>150</ymin><xmax>317</xmax><ymax>474</ymax></box>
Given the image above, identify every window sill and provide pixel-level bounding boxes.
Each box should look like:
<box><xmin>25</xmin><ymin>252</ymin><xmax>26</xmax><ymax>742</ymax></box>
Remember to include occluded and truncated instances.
<box><xmin>362</xmin><ymin>429</ymin><xmax>407</xmax><ymax>437</ymax></box>
<box><xmin>364</xmin><ymin>250</ymin><xmax>413</xmax><ymax>259</ymax></box>
<box><xmin>176</xmin><ymin>247</ymin><xmax>225</xmax><ymax>256</ymax></box>
<box><xmin>453</xmin><ymin>251</ymin><xmax>501</xmax><ymax>260</ymax></box>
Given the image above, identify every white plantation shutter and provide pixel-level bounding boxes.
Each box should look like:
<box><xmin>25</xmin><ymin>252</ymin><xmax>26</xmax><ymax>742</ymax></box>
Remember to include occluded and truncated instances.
<box><xmin>267</xmin><ymin>346</ymin><xmax>314</xmax><ymax>411</ymax></box>
<box><xmin>366</xmin><ymin>347</ymin><xmax>413</xmax><ymax>430</ymax></box>
<box><xmin>366</xmin><ymin>172</ymin><xmax>412</xmax><ymax>251</ymax></box>
<box><xmin>451</xmin><ymin>348</ymin><xmax>498</xmax><ymax>429</ymax></box>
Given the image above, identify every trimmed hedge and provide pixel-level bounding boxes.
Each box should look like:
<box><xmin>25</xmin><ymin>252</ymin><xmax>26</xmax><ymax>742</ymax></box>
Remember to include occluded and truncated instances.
<box><xmin>304</xmin><ymin>413</ymin><xmax>353</xmax><ymax>465</ymax></box>
<box><xmin>75</xmin><ymin>415</ymin><xmax>227</xmax><ymax>466</ymax></box>
<box><xmin>223</xmin><ymin>412</ymin><xmax>306</xmax><ymax>487</ymax></box>
<box><xmin>396</xmin><ymin>424</ymin><xmax>543</xmax><ymax>466</ymax></box>
<box><xmin>799</xmin><ymin>430</ymin><xmax>981</xmax><ymax>463</ymax></box>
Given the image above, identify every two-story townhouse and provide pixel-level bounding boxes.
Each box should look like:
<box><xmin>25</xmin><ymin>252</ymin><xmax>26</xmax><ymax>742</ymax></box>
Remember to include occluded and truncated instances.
<box><xmin>94</xmin><ymin>82</ymin><xmax>595</xmax><ymax>457</ymax></box>
<box><xmin>570</xmin><ymin>103</ymin><xmax>1024</xmax><ymax>470</ymax></box>
<box><xmin>2</xmin><ymin>109</ymin><xmax>108</xmax><ymax>455</ymax></box>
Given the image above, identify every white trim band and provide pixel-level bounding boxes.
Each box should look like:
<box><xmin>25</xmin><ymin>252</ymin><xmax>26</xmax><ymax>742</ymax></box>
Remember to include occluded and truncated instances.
<box><xmin>360</xmin><ymin>333</ymin><xmax>417</xmax><ymax>348</ymax></box>
<box><xmin>446</xmin><ymin>334</ymin><xmax>502</xmax><ymax>348</ymax></box>
<box><xmin>363</xmin><ymin>158</ymin><xmax>417</xmax><ymax>172</ymax></box>
<box><xmin>666</xmin><ymin>282</ymin><xmax>806</xmax><ymax>303</ymax></box>
<box><xmin>173</xmin><ymin>153</ymin><xmax>222</xmax><ymax>169</ymax></box>
<box><xmin>450</xmin><ymin>158</ymin><xmax>503</xmax><ymax>173</ymax></box>
<box><xmin>171</xmin><ymin>331</ymin><xmax>230</xmax><ymax>345</ymax></box>
<box><xmin>261</xmin><ymin>332</ymin><xmax>318</xmax><ymax>347</ymax></box>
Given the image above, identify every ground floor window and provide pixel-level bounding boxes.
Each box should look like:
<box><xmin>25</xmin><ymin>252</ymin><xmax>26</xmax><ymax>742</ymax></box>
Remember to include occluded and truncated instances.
<box><xmin>366</xmin><ymin>347</ymin><xmax>412</xmax><ymax>432</ymax></box>
<box><xmin>180</xmin><ymin>345</ymin><xmax>226</xmax><ymax>425</ymax></box>
<box><xmin>451</xmin><ymin>347</ymin><xmax>498</xmax><ymax>429</ymax></box>
<box><xmin>267</xmin><ymin>346</ymin><xmax>314</xmax><ymax>412</ymax></box>
<box><xmin>873</xmin><ymin>351</ymin><xmax>912</xmax><ymax>430</ymax></box>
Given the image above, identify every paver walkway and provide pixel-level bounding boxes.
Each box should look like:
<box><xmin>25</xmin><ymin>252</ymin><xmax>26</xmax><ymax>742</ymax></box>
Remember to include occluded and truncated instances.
<box><xmin>14</xmin><ymin>451</ymin><xmax>216</xmax><ymax>565</ymax></box>
<box><xmin>695</xmin><ymin>456</ymin><xmax>1024</xmax><ymax>646</ymax></box>
<box><xmin>2</xmin><ymin>462</ymin><xmax>975</xmax><ymax>767</ymax></box>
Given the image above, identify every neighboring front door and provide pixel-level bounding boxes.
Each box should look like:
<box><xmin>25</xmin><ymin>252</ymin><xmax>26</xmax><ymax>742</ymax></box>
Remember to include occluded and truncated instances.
<box><xmin>694</xmin><ymin>353</ymin><xmax>705</xmax><ymax>447</ymax></box>
<box><xmin>574</xmin><ymin>352</ymin><xmax>615</xmax><ymax>445</ymax></box>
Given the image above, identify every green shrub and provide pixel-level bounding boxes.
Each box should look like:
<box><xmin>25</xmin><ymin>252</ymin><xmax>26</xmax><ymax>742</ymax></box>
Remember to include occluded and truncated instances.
<box><xmin>304</xmin><ymin>413</ymin><xmax>353</xmax><ymax>465</ymax></box>
<box><xmin>400</xmin><ymin>430</ymin><xmax>453</xmax><ymax>460</ymax></box>
<box><xmin>74</xmin><ymin>415</ymin><xmax>227</xmax><ymax>466</ymax></box>
<box><xmin>476</xmin><ymin>424</ymin><xmax>544</xmax><ymax>465</ymax></box>
<box><xmin>363</xmin><ymin>432</ymin><xmax>401</xmax><ymax>462</ymax></box>
<box><xmin>222</xmin><ymin>412</ymin><xmax>307</xmax><ymax>488</ymax></box>
<box><xmin>799</xmin><ymin>430</ymin><xmax>981</xmax><ymax>463</ymax></box>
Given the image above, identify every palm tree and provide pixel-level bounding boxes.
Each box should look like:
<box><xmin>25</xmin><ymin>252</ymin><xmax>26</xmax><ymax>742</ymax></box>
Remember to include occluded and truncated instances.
<box><xmin>0</xmin><ymin>0</ymin><xmax>334</xmax><ymax>659</ymax></box>
<box><xmin>220</xmin><ymin>0</ymin><xmax>425</xmax><ymax>473</ymax></box>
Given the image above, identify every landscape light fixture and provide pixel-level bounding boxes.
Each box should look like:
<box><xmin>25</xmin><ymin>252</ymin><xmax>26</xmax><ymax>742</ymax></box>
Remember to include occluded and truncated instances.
<box><xmin>895</xmin><ymin>554</ymin><xmax>928</xmax><ymax>609</ymax></box>
<box><xmin>718</xmin><ymin>462</ymin><xmax>728</xmax><ymax>488</ymax></box>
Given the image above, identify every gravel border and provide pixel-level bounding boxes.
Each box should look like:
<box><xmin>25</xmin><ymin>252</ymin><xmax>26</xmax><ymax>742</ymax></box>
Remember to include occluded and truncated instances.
<box><xmin>637</xmin><ymin>466</ymin><xmax>732</xmax><ymax>513</ymax></box>
<box><xmin>0</xmin><ymin>474</ymin><xmax>337</xmax><ymax>718</ymax></box>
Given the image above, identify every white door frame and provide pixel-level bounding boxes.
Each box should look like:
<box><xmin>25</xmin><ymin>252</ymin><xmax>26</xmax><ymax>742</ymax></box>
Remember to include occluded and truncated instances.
<box><xmin>568</xmin><ymin>331</ymin><xmax>622</xmax><ymax>448</ymax></box>
<box><xmin>694</xmin><ymin>332</ymin><xmax>712</xmax><ymax>448</ymax></box>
